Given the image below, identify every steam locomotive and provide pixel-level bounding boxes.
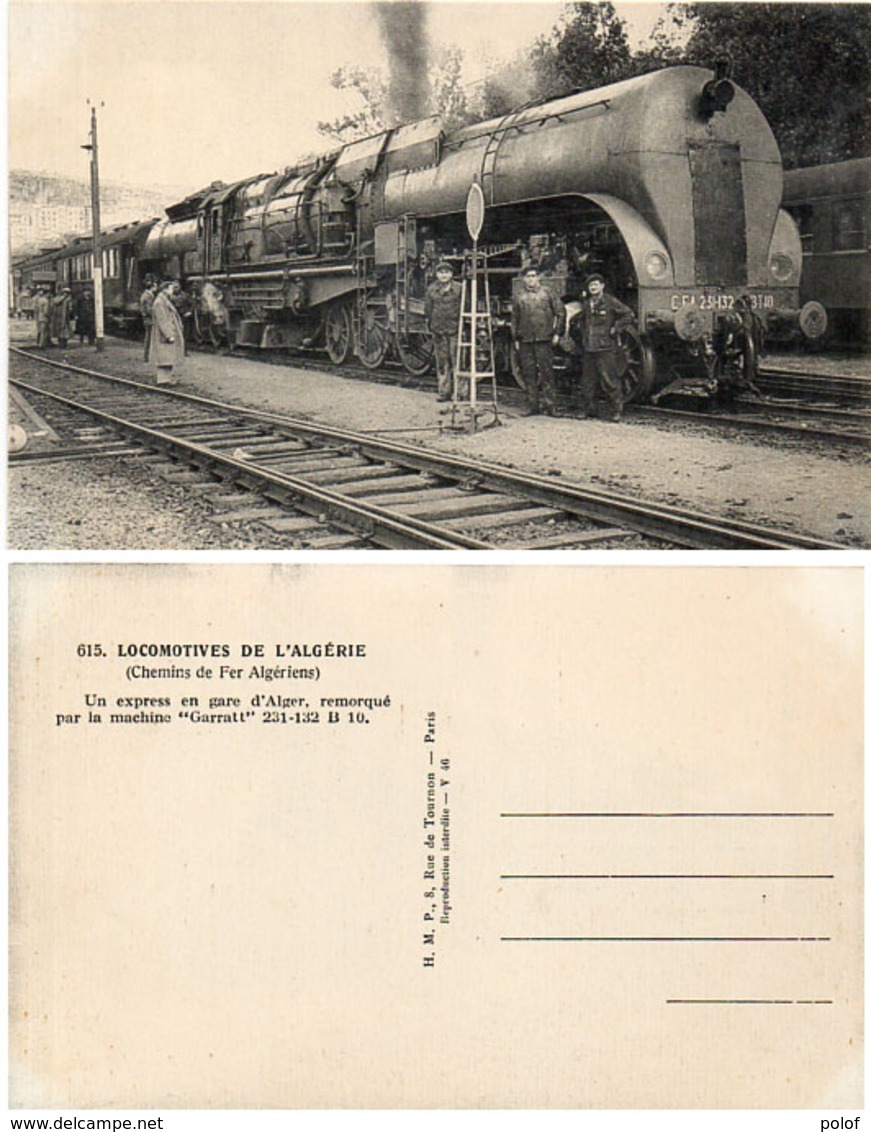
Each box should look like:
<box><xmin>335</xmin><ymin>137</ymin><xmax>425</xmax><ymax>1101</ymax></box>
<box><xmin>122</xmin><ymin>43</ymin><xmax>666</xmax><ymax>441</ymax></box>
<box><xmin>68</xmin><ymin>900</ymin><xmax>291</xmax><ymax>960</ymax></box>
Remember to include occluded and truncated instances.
<box><xmin>14</xmin><ymin>64</ymin><xmax>828</xmax><ymax>400</ymax></box>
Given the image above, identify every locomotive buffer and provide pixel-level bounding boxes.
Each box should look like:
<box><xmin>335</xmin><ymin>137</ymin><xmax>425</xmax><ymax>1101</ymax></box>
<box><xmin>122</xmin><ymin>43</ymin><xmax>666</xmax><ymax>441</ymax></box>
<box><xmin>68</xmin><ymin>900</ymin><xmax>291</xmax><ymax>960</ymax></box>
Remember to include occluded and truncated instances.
<box><xmin>451</xmin><ymin>182</ymin><xmax>501</xmax><ymax>434</ymax></box>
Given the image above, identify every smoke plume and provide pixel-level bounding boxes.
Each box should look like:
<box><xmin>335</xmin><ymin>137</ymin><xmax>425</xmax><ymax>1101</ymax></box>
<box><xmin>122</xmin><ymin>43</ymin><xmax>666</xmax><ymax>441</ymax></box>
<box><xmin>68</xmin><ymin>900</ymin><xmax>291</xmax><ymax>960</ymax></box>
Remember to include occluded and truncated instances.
<box><xmin>374</xmin><ymin>2</ymin><xmax>432</xmax><ymax>123</ymax></box>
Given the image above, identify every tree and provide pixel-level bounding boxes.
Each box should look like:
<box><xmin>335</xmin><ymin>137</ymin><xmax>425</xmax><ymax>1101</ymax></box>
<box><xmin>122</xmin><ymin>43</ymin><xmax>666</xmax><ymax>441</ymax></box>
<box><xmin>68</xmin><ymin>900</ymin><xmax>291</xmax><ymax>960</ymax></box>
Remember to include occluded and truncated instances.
<box><xmin>679</xmin><ymin>3</ymin><xmax>871</xmax><ymax>166</ymax></box>
<box><xmin>317</xmin><ymin>65</ymin><xmax>392</xmax><ymax>143</ymax></box>
<box><xmin>530</xmin><ymin>2</ymin><xmax>633</xmax><ymax>98</ymax></box>
<box><xmin>318</xmin><ymin>45</ymin><xmax>469</xmax><ymax>141</ymax></box>
<box><xmin>468</xmin><ymin>54</ymin><xmax>538</xmax><ymax>122</ymax></box>
<box><xmin>430</xmin><ymin>45</ymin><xmax>469</xmax><ymax>132</ymax></box>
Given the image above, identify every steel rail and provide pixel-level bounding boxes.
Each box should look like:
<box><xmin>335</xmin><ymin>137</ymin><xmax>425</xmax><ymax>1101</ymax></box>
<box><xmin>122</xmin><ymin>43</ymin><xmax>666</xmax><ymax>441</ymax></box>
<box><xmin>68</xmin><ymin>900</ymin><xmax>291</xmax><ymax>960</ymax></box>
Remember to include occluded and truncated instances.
<box><xmin>9</xmin><ymin>348</ymin><xmax>851</xmax><ymax>549</ymax></box>
<box><xmin>635</xmin><ymin>404</ymin><xmax>870</xmax><ymax>446</ymax></box>
<box><xmin>755</xmin><ymin>368</ymin><xmax>871</xmax><ymax>402</ymax></box>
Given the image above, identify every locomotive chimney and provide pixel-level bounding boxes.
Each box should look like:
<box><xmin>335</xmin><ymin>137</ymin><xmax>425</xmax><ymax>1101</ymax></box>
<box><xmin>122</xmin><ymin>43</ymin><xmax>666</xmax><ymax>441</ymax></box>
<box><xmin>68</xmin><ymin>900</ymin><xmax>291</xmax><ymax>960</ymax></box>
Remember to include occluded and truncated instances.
<box><xmin>699</xmin><ymin>56</ymin><xmax>735</xmax><ymax>119</ymax></box>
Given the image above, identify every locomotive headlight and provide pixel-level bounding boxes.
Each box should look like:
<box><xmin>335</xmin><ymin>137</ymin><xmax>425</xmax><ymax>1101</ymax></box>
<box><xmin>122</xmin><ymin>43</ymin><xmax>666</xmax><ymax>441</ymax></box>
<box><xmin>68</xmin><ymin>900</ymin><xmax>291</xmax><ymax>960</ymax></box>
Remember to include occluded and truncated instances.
<box><xmin>769</xmin><ymin>253</ymin><xmax>794</xmax><ymax>281</ymax></box>
<box><xmin>645</xmin><ymin>251</ymin><xmax>669</xmax><ymax>279</ymax></box>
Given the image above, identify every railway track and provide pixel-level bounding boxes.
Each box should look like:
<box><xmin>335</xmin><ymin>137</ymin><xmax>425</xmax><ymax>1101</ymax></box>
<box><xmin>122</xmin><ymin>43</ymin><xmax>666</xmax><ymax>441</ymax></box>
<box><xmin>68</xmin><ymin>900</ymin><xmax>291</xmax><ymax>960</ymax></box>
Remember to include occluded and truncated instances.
<box><xmin>754</xmin><ymin>367</ymin><xmax>871</xmax><ymax>405</ymax></box>
<box><xmin>8</xmin><ymin>347</ymin><xmax>852</xmax><ymax>550</ymax></box>
<box><xmin>635</xmin><ymin>400</ymin><xmax>871</xmax><ymax>446</ymax></box>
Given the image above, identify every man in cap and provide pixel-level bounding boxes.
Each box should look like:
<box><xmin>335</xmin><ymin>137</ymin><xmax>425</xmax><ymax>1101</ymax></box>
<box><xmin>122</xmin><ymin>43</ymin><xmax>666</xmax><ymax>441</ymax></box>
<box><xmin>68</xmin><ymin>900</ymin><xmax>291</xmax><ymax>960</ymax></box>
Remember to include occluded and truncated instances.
<box><xmin>511</xmin><ymin>265</ymin><xmax>565</xmax><ymax>415</ymax></box>
<box><xmin>140</xmin><ymin>276</ymin><xmax>158</xmax><ymax>361</ymax></box>
<box><xmin>424</xmin><ymin>260</ymin><xmax>463</xmax><ymax>401</ymax></box>
<box><xmin>569</xmin><ymin>273</ymin><xmax>636</xmax><ymax>421</ymax></box>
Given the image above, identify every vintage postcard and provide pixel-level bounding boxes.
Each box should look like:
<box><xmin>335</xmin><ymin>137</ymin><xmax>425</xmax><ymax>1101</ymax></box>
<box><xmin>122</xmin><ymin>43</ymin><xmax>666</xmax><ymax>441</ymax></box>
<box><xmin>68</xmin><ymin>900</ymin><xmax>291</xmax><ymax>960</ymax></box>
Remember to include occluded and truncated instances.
<box><xmin>8</xmin><ymin>2</ymin><xmax>870</xmax><ymax>551</ymax></box>
<box><xmin>9</xmin><ymin>564</ymin><xmax>863</xmax><ymax>1108</ymax></box>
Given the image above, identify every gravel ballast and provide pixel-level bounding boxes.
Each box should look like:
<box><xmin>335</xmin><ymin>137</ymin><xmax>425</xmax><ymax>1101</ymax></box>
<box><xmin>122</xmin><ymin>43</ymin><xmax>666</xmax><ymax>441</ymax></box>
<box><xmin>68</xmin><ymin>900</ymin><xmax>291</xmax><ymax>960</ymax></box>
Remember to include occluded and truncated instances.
<box><xmin>7</xmin><ymin>324</ymin><xmax>870</xmax><ymax>549</ymax></box>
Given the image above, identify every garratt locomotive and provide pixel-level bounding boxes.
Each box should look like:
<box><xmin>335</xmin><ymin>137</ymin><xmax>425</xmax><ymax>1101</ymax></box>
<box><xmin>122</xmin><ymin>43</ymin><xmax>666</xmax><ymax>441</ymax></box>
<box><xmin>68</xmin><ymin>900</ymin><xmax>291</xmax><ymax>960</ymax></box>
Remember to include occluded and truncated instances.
<box><xmin>15</xmin><ymin>65</ymin><xmax>828</xmax><ymax>399</ymax></box>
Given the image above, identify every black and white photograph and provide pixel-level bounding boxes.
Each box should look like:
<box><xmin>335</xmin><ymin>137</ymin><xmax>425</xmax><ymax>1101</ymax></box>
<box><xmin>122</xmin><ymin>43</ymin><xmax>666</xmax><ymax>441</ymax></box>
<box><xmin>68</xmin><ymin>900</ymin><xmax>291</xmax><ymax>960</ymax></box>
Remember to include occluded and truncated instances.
<box><xmin>4</xmin><ymin>4</ymin><xmax>868</xmax><ymax>1130</ymax></box>
<box><xmin>8</xmin><ymin>1</ymin><xmax>870</xmax><ymax>550</ymax></box>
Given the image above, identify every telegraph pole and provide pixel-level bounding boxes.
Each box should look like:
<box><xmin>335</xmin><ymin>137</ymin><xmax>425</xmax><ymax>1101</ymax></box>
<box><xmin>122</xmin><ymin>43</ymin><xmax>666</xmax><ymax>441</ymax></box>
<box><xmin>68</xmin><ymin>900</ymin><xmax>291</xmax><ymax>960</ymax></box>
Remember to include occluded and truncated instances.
<box><xmin>82</xmin><ymin>102</ymin><xmax>105</xmax><ymax>351</ymax></box>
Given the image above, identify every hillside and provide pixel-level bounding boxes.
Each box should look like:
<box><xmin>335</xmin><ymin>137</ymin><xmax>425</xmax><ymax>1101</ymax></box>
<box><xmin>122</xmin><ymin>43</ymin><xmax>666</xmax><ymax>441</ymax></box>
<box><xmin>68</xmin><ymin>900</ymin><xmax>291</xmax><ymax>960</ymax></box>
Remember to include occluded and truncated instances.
<box><xmin>9</xmin><ymin>169</ymin><xmax>195</xmax><ymax>257</ymax></box>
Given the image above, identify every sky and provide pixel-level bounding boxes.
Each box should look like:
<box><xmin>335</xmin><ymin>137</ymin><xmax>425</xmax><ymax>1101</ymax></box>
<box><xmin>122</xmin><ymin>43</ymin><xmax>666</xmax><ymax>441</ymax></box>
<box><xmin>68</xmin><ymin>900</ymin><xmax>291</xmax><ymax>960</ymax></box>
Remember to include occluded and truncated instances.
<box><xmin>9</xmin><ymin>1</ymin><xmax>667</xmax><ymax>194</ymax></box>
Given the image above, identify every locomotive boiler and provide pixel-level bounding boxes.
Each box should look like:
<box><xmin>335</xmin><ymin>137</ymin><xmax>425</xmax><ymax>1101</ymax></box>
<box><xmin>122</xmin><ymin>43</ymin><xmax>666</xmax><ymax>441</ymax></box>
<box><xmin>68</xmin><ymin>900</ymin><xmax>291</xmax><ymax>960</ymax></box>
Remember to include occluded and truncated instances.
<box><xmin>18</xmin><ymin>65</ymin><xmax>828</xmax><ymax>399</ymax></box>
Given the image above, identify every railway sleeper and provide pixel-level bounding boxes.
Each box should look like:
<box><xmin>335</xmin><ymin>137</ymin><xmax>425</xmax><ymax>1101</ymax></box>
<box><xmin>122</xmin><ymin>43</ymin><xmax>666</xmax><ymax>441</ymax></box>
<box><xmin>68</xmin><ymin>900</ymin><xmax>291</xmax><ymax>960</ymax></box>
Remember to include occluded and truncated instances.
<box><xmin>336</xmin><ymin>473</ymin><xmax>443</xmax><ymax>497</ymax></box>
<box><xmin>396</xmin><ymin>495</ymin><xmax>543</xmax><ymax>521</ymax></box>
<box><xmin>361</xmin><ymin>484</ymin><xmax>481</xmax><ymax>508</ymax></box>
<box><xmin>522</xmin><ymin>526</ymin><xmax>637</xmax><ymax>548</ymax></box>
<box><xmin>208</xmin><ymin>505</ymin><xmax>289</xmax><ymax>524</ymax></box>
<box><xmin>440</xmin><ymin>506</ymin><xmax>561</xmax><ymax>531</ymax></box>
<box><xmin>302</xmin><ymin>464</ymin><xmax>402</xmax><ymax>486</ymax></box>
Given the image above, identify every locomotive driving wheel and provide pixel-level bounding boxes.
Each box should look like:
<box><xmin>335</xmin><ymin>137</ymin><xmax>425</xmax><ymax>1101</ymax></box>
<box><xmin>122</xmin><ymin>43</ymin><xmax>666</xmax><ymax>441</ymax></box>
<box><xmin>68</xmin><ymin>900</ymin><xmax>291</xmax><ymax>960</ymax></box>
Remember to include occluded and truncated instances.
<box><xmin>324</xmin><ymin>302</ymin><xmax>353</xmax><ymax>365</ymax></box>
<box><xmin>395</xmin><ymin>330</ymin><xmax>434</xmax><ymax>377</ymax></box>
<box><xmin>716</xmin><ymin>323</ymin><xmax>759</xmax><ymax>397</ymax></box>
<box><xmin>190</xmin><ymin>304</ymin><xmax>205</xmax><ymax>346</ymax></box>
<box><xmin>618</xmin><ymin>325</ymin><xmax>656</xmax><ymax>403</ymax></box>
<box><xmin>356</xmin><ymin>303</ymin><xmax>390</xmax><ymax>370</ymax></box>
<box><xmin>193</xmin><ymin>303</ymin><xmax>224</xmax><ymax>348</ymax></box>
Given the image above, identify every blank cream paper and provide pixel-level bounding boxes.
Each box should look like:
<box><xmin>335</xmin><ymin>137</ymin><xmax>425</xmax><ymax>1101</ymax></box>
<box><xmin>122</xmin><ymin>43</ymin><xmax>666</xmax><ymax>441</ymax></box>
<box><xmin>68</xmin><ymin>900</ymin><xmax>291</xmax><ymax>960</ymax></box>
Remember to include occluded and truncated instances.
<box><xmin>9</xmin><ymin>564</ymin><xmax>863</xmax><ymax>1108</ymax></box>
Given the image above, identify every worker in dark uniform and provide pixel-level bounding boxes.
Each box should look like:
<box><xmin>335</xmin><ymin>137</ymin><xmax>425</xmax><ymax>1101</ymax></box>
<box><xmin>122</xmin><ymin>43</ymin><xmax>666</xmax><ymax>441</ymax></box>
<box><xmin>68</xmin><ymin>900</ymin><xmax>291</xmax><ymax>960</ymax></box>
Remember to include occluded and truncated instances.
<box><xmin>74</xmin><ymin>286</ymin><xmax>96</xmax><ymax>345</ymax></box>
<box><xmin>140</xmin><ymin>276</ymin><xmax>157</xmax><ymax>361</ymax></box>
<box><xmin>569</xmin><ymin>273</ymin><xmax>636</xmax><ymax>421</ymax></box>
<box><xmin>511</xmin><ymin>266</ymin><xmax>565</xmax><ymax>415</ymax></box>
<box><xmin>424</xmin><ymin>260</ymin><xmax>463</xmax><ymax>401</ymax></box>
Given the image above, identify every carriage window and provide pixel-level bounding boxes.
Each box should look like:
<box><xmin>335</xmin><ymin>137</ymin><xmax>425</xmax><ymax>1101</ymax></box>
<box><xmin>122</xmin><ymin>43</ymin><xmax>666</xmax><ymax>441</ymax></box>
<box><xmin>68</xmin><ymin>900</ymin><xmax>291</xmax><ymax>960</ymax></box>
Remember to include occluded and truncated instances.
<box><xmin>102</xmin><ymin>248</ymin><xmax>119</xmax><ymax>277</ymax></box>
<box><xmin>197</xmin><ymin>215</ymin><xmax>204</xmax><ymax>238</ymax></box>
<box><xmin>832</xmin><ymin>198</ymin><xmax>865</xmax><ymax>251</ymax></box>
<box><xmin>793</xmin><ymin>203</ymin><xmax>815</xmax><ymax>252</ymax></box>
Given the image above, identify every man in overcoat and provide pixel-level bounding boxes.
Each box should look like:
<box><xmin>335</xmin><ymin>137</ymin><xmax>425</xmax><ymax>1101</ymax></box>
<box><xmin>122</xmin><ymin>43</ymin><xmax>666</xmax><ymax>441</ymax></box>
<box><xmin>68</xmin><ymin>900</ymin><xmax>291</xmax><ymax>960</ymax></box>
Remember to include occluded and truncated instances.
<box><xmin>511</xmin><ymin>266</ymin><xmax>565</xmax><ymax>415</ymax></box>
<box><xmin>151</xmin><ymin>280</ymin><xmax>185</xmax><ymax>385</ymax></box>
<box><xmin>51</xmin><ymin>287</ymin><xmax>74</xmax><ymax>349</ymax></box>
<box><xmin>569</xmin><ymin>273</ymin><xmax>636</xmax><ymax>421</ymax></box>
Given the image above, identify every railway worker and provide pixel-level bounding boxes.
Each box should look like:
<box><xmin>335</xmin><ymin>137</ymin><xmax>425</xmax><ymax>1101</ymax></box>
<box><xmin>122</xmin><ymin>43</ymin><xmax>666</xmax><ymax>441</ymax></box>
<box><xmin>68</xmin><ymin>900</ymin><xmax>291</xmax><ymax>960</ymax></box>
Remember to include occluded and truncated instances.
<box><xmin>51</xmin><ymin>286</ymin><xmax>74</xmax><ymax>349</ymax></box>
<box><xmin>569</xmin><ymin>274</ymin><xmax>635</xmax><ymax>422</ymax></box>
<box><xmin>140</xmin><ymin>276</ymin><xmax>158</xmax><ymax>361</ymax></box>
<box><xmin>74</xmin><ymin>287</ymin><xmax>96</xmax><ymax>345</ymax></box>
<box><xmin>34</xmin><ymin>289</ymin><xmax>52</xmax><ymax>347</ymax></box>
<box><xmin>424</xmin><ymin>260</ymin><xmax>463</xmax><ymax>401</ymax></box>
<box><xmin>151</xmin><ymin>280</ymin><xmax>185</xmax><ymax>385</ymax></box>
<box><xmin>511</xmin><ymin>265</ymin><xmax>565</xmax><ymax>416</ymax></box>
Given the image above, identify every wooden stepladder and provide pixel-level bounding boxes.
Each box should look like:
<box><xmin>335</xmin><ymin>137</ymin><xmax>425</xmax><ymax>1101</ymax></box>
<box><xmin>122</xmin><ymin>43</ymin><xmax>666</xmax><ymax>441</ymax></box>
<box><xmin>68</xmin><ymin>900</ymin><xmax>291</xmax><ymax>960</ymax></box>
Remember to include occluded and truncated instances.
<box><xmin>451</xmin><ymin>248</ymin><xmax>500</xmax><ymax>432</ymax></box>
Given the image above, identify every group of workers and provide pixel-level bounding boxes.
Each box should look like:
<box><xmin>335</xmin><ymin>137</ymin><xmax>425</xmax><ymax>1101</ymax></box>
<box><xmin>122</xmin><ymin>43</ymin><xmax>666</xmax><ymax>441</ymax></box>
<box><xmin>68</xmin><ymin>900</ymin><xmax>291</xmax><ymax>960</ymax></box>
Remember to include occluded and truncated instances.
<box><xmin>424</xmin><ymin>260</ymin><xmax>635</xmax><ymax>422</ymax></box>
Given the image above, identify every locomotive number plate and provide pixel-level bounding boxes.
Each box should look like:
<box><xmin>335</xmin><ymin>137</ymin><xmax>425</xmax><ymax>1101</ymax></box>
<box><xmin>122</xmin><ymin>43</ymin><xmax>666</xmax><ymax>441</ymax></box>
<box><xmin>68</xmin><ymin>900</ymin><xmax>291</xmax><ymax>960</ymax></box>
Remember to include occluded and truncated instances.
<box><xmin>670</xmin><ymin>293</ymin><xmax>775</xmax><ymax>312</ymax></box>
